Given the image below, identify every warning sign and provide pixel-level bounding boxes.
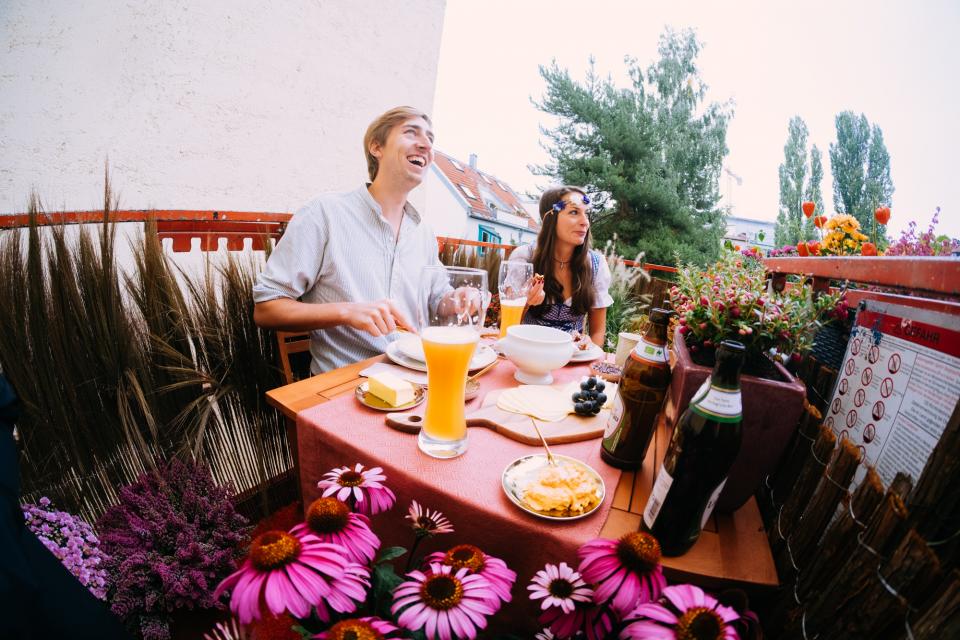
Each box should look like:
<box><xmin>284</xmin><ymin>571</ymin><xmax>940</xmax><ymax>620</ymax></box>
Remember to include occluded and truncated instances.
<box><xmin>825</xmin><ymin>301</ymin><xmax>960</xmax><ymax>487</ymax></box>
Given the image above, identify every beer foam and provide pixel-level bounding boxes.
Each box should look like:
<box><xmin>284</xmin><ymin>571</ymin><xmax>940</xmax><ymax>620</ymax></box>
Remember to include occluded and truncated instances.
<box><xmin>421</xmin><ymin>325</ymin><xmax>480</xmax><ymax>344</ymax></box>
<box><xmin>500</xmin><ymin>298</ymin><xmax>526</xmax><ymax>307</ymax></box>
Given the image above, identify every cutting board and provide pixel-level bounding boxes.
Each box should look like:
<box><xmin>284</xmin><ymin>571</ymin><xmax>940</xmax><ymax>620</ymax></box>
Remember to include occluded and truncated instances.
<box><xmin>384</xmin><ymin>386</ymin><xmax>608</xmax><ymax>446</ymax></box>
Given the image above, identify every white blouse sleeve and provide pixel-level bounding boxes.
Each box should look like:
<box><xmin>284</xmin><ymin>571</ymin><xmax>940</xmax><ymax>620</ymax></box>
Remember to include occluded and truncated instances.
<box><xmin>507</xmin><ymin>244</ymin><xmax>534</xmax><ymax>263</ymax></box>
<box><xmin>593</xmin><ymin>251</ymin><xmax>614</xmax><ymax>308</ymax></box>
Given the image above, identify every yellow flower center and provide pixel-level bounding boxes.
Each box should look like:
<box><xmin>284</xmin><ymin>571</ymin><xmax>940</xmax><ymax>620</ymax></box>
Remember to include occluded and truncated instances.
<box><xmin>338</xmin><ymin>470</ymin><xmax>364</xmax><ymax>487</ymax></box>
<box><xmin>616</xmin><ymin>531</ymin><xmax>661</xmax><ymax>573</ymax></box>
<box><xmin>306</xmin><ymin>497</ymin><xmax>350</xmax><ymax>534</ymax></box>
<box><xmin>249</xmin><ymin>531</ymin><xmax>301</xmax><ymax>571</ymax></box>
<box><xmin>420</xmin><ymin>573</ymin><xmax>464</xmax><ymax>610</ymax></box>
<box><xmin>325</xmin><ymin>619</ymin><xmax>383</xmax><ymax>640</ymax></box>
<box><xmin>444</xmin><ymin>544</ymin><xmax>486</xmax><ymax>573</ymax></box>
<box><xmin>676</xmin><ymin>607</ymin><xmax>725</xmax><ymax>640</ymax></box>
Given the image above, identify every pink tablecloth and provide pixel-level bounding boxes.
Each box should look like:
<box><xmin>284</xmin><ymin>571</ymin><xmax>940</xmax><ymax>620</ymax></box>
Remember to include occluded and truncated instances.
<box><xmin>296</xmin><ymin>360</ymin><xmax>621</xmax><ymax>632</ymax></box>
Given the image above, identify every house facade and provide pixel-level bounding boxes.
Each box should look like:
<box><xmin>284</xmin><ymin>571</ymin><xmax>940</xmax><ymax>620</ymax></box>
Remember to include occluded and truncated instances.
<box><xmin>723</xmin><ymin>215</ymin><xmax>776</xmax><ymax>252</ymax></box>
<box><xmin>422</xmin><ymin>150</ymin><xmax>539</xmax><ymax>246</ymax></box>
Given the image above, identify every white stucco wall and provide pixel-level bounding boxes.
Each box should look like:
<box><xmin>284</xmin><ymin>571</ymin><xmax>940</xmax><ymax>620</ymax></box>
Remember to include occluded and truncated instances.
<box><xmin>422</xmin><ymin>164</ymin><xmax>471</xmax><ymax>238</ymax></box>
<box><xmin>0</xmin><ymin>0</ymin><xmax>446</xmax><ymax>214</ymax></box>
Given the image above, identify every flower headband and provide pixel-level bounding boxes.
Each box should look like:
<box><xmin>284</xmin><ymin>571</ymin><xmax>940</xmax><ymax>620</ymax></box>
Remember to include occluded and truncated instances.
<box><xmin>547</xmin><ymin>193</ymin><xmax>591</xmax><ymax>216</ymax></box>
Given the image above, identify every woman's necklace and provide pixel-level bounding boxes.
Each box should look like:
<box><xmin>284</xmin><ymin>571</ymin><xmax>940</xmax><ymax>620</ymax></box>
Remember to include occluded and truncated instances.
<box><xmin>554</xmin><ymin>256</ymin><xmax>570</xmax><ymax>269</ymax></box>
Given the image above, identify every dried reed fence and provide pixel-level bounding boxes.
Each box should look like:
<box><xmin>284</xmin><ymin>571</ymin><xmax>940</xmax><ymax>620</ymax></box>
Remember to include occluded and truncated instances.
<box><xmin>0</xmin><ymin>183</ymin><xmax>290</xmax><ymax>522</ymax></box>
<box><xmin>759</xmin><ymin>349</ymin><xmax>960</xmax><ymax>639</ymax></box>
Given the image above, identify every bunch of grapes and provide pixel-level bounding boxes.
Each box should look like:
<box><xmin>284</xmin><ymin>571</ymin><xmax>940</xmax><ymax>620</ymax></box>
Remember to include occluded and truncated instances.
<box><xmin>572</xmin><ymin>376</ymin><xmax>607</xmax><ymax>416</ymax></box>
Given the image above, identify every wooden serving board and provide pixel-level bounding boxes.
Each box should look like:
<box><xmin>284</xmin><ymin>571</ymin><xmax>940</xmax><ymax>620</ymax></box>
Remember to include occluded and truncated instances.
<box><xmin>384</xmin><ymin>387</ymin><xmax>607</xmax><ymax>446</ymax></box>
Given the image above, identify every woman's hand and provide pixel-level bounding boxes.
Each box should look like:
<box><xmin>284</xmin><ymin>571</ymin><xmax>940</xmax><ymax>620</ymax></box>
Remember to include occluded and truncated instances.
<box><xmin>526</xmin><ymin>275</ymin><xmax>545</xmax><ymax>306</ymax></box>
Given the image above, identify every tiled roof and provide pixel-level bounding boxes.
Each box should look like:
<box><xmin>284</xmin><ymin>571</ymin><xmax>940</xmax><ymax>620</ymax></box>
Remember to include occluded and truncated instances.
<box><xmin>433</xmin><ymin>150</ymin><xmax>540</xmax><ymax>231</ymax></box>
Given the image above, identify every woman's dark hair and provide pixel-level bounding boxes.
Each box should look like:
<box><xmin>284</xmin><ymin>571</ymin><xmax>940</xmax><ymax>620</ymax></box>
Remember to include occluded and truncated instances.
<box><xmin>529</xmin><ymin>185</ymin><xmax>596</xmax><ymax>317</ymax></box>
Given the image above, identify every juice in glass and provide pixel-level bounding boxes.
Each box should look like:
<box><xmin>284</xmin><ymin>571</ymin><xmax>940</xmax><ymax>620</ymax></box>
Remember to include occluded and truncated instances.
<box><xmin>420</xmin><ymin>326</ymin><xmax>479</xmax><ymax>455</ymax></box>
<box><xmin>498</xmin><ymin>298</ymin><xmax>526</xmax><ymax>338</ymax></box>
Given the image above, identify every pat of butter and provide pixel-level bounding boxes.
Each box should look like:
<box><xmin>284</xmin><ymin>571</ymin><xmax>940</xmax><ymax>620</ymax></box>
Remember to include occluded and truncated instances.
<box><xmin>367</xmin><ymin>372</ymin><xmax>415</xmax><ymax>407</ymax></box>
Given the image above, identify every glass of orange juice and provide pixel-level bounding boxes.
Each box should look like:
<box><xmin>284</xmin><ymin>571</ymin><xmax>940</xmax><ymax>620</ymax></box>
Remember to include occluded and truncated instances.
<box><xmin>417</xmin><ymin>266</ymin><xmax>487</xmax><ymax>458</ymax></box>
<box><xmin>498</xmin><ymin>262</ymin><xmax>533</xmax><ymax>338</ymax></box>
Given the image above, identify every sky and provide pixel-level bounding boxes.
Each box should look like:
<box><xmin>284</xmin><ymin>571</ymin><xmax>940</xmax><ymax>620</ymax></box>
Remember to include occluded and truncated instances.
<box><xmin>431</xmin><ymin>0</ymin><xmax>960</xmax><ymax>239</ymax></box>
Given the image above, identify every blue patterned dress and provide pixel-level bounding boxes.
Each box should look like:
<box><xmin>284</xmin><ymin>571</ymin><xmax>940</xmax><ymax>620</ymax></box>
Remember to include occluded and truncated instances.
<box><xmin>522</xmin><ymin>250</ymin><xmax>603</xmax><ymax>334</ymax></box>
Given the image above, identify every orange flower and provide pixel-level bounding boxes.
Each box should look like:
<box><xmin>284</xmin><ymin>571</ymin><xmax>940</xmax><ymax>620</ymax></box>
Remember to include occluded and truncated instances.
<box><xmin>802</xmin><ymin>201</ymin><xmax>816</xmax><ymax>218</ymax></box>
<box><xmin>813</xmin><ymin>215</ymin><xmax>828</xmax><ymax>229</ymax></box>
<box><xmin>874</xmin><ymin>206</ymin><xmax>891</xmax><ymax>225</ymax></box>
<box><xmin>797</xmin><ymin>242</ymin><xmax>810</xmax><ymax>257</ymax></box>
<box><xmin>806</xmin><ymin>241</ymin><xmax>821</xmax><ymax>255</ymax></box>
<box><xmin>861</xmin><ymin>242</ymin><xmax>878</xmax><ymax>256</ymax></box>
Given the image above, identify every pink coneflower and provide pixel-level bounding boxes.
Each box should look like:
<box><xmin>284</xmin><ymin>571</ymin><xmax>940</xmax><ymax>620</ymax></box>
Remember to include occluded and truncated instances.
<box><xmin>406</xmin><ymin>500</ymin><xmax>454</xmax><ymax>536</ymax></box>
<box><xmin>214</xmin><ymin>530</ymin><xmax>369</xmax><ymax>624</ymax></box>
<box><xmin>318</xmin><ymin>463</ymin><xmax>396</xmax><ymax>515</ymax></box>
<box><xmin>313</xmin><ymin>617</ymin><xmax>403</xmax><ymax>639</ymax></box>
<box><xmin>535</xmin><ymin>629</ymin><xmax>556</xmax><ymax>640</ymax></box>
<box><xmin>528</xmin><ymin>562</ymin><xmax>593</xmax><ymax>614</ymax></box>
<box><xmin>203</xmin><ymin>618</ymin><xmax>249</xmax><ymax>640</ymax></box>
<box><xmin>619</xmin><ymin>584</ymin><xmax>740</xmax><ymax>640</ymax></box>
<box><xmin>391</xmin><ymin>563</ymin><xmax>498</xmax><ymax>640</ymax></box>
<box><xmin>291</xmin><ymin>497</ymin><xmax>381</xmax><ymax>565</ymax></box>
<box><xmin>577</xmin><ymin>532</ymin><xmax>666</xmax><ymax>614</ymax></box>
<box><xmin>425</xmin><ymin>544</ymin><xmax>516</xmax><ymax>605</ymax></box>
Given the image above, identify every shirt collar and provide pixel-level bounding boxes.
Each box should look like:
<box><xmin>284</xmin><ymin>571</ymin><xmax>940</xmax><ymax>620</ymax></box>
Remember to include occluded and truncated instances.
<box><xmin>358</xmin><ymin>183</ymin><xmax>422</xmax><ymax>224</ymax></box>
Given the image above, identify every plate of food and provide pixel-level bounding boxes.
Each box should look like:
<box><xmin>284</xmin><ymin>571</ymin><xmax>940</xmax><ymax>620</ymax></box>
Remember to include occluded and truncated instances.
<box><xmin>355</xmin><ymin>375</ymin><xmax>425</xmax><ymax>412</ymax></box>
<box><xmin>568</xmin><ymin>342</ymin><xmax>605</xmax><ymax>363</ymax></box>
<box><xmin>501</xmin><ymin>454</ymin><xmax>605</xmax><ymax>520</ymax></box>
<box><xmin>386</xmin><ymin>338</ymin><xmax>497</xmax><ymax>372</ymax></box>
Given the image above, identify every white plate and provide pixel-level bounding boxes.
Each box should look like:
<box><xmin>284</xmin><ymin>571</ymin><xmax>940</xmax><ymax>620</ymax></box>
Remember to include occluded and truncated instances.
<box><xmin>385</xmin><ymin>340</ymin><xmax>497</xmax><ymax>373</ymax></box>
<box><xmin>501</xmin><ymin>454</ymin><xmax>605</xmax><ymax>521</ymax></box>
<box><xmin>355</xmin><ymin>381</ymin><xmax>425</xmax><ymax>411</ymax></box>
<box><xmin>569</xmin><ymin>343</ymin><xmax>605</xmax><ymax>363</ymax></box>
<box><xmin>395</xmin><ymin>334</ymin><xmax>426</xmax><ymax>361</ymax></box>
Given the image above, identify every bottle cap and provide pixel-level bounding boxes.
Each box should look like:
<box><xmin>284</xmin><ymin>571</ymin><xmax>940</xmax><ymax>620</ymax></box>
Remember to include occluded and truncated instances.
<box><xmin>649</xmin><ymin>308</ymin><xmax>674</xmax><ymax>324</ymax></box>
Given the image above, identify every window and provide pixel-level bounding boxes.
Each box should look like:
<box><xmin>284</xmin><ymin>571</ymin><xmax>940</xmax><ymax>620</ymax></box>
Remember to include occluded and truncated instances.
<box><xmin>459</xmin><ymin>184</ymin><xmax>478</xmax><ymax>200</ymax></box>
<box><xmin>478</xmin><ymin>225</ymin><xmax>501</xmax><ymax>255</ymax></box>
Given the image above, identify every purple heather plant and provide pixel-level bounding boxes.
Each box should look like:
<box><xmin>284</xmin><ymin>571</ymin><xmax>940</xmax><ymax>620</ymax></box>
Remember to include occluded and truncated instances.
<box><xmin>96</xmin><ymin>458</ymin><xmax>249</xmax><ymax>640</ymax></box>
<box><xmin>767</xmin><ymin>244</ymin><xmax>799</xmax><ymax>258</ymax></box>
<box><xmin>885</xmin><ymin>208</ymin><xmax>960</xmax><ymax>256</ymax></box>
<box><xmin>22</xmin><ymin>497</ymin><xmax>111</xmax><ymax>600</ymax></box>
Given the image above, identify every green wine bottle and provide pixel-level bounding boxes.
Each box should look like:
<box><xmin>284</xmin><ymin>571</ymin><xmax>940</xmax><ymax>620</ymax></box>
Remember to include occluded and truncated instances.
<box><xmin>642</xmin><ymin>340</ymin><xmax>745</xmax><ymax>556</ymax></box>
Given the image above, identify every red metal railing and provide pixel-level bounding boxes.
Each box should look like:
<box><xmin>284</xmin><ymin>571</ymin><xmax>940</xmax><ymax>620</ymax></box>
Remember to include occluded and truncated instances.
<box><xmin>764</xmin><ymin>256</ymin><xmax>960</xmax><ymax>314</ymax></box>
<box><xmin>0</xmin><ymin>211</ymin><xmax>679</xmax><ymax>272</ymax></box>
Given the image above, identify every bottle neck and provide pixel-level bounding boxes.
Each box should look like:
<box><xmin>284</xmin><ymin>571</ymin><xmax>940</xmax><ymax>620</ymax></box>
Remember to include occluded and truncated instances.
<box><xmin>643</xmin><ymin>321</ymin><xmax>668</xmax><ymax>346</ymax></box>
<box><xmin>709</xmin><ymin>357</ymin><xmax>743</xmax><ymax>391</ymax></box>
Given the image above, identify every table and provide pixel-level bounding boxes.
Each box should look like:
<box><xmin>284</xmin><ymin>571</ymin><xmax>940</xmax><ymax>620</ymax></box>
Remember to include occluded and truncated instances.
<box><xmin>267</xmin><ymin>355</ymin><xmax>778</xmax><ymax>595</ymax></box>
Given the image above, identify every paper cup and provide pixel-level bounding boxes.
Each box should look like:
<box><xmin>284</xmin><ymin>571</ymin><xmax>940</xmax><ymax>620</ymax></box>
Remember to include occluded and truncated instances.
<box><xmin>614</xmin><ymin>332</ymin><xmax>643</xmax><ymax>368</ymax></box>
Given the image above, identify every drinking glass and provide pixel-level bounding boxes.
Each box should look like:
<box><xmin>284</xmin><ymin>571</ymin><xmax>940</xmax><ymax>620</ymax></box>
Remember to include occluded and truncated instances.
<box><xmin>416</xmin><ymin>265</ymin><xmax>488</xmax><ymax>458</ymax></box>
<box><xmin>498</xmin><ymin>261</ymin><xmax>534</xmax><ymax>338</ymax></box>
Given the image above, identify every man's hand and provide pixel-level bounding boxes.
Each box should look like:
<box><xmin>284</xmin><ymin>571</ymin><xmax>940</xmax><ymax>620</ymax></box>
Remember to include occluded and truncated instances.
<box><xmin>344</xmin><ymin>299</ymin><xmax>416</xmax><ymax>337</ymax></box>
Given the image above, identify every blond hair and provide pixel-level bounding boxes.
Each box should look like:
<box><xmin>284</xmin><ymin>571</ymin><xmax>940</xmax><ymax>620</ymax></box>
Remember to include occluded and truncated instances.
<box><xmin>363</xmin><ymin>106</ymin><xmax>432</xmax><ymax>181</ymax></box>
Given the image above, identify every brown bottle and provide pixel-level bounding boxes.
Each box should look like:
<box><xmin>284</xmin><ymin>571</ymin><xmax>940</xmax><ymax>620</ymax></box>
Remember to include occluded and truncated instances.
<box><xmin>600</xmin><ymin>308</ymin><xmax>673</xmax><ymax>469</ymax></box>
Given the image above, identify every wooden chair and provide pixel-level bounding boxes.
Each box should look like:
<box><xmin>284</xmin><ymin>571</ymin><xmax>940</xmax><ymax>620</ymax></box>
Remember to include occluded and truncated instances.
<box><xmin>276</xmin><ymin>330</ymin><xmax>312</xmax><ymax>385</ymax></box>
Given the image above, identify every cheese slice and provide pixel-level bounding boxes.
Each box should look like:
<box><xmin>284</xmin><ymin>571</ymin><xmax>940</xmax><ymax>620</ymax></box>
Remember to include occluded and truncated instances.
<box><xmin>497</xmin><ymin>385</ymin><xmax>570</xmax><ymax>422</ymax></box>
<box><xmin>367</xmin><ymin>372</ymin><xmax>415</xmax><ymax>407</ymax></box>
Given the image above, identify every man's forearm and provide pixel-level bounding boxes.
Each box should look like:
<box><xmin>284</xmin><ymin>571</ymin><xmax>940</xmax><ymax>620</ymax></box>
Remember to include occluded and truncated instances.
<box><xmin>253</xmin><ymin>298</ymin><xmax>346</xmax><ymax>332</ymax></box>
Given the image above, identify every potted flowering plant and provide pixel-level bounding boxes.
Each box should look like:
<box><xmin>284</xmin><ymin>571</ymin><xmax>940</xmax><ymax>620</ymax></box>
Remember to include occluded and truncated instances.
<box><xmin>668</xmin><ymin>251</ymin><xmax>844</xmax><ymax>511</ymax></box>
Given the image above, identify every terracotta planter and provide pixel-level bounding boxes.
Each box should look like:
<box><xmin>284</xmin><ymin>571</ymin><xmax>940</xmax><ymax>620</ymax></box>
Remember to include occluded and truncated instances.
<box><xmin>664</xmin><ymin>337</ymin><xmax>806</xmax><ymax>512</ymax></box>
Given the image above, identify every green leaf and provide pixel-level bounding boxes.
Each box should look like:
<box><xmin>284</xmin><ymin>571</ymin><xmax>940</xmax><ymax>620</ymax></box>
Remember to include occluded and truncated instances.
<box><xmin>376</xmin><ymin>546</ymin><xmax>408</xmax><ymax>564</ymax></box>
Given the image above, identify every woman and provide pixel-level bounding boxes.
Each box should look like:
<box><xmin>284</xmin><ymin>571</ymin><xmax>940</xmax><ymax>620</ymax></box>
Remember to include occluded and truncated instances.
<box><xmin>508</xmin><ymin>185</ymin><xmax>613</xmax><ymax>347</ymax></box>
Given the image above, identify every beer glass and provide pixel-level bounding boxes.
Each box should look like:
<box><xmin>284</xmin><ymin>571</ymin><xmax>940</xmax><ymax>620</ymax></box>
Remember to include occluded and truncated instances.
<box><xmin>417</xmin><ymin>265</ymin><xmax>488</xmax><ymax>458</ymax></box>
<box><xmin>497</xmin><ymin>261</ymin><xmax>533</xmax><ymax>338</ymax></box>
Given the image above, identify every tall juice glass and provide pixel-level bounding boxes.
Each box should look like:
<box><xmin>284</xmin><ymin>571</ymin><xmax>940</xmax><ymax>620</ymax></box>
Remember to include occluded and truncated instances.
<box><xmin>417</xmin><ymin>265</ymin><xmax>488</xmax><ymax>458</ymax></box>
<box><xmin>498</xmin><ymin>262</ymin><xmax>533</xmax><ymax>338</ymax></box>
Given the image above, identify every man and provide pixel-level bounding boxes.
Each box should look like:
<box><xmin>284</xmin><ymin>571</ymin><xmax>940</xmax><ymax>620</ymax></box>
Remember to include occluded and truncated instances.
<box><xmin>253</xmin><ymin>106</ymin><xmax>443</xmax><ymax>374</ymax></box>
